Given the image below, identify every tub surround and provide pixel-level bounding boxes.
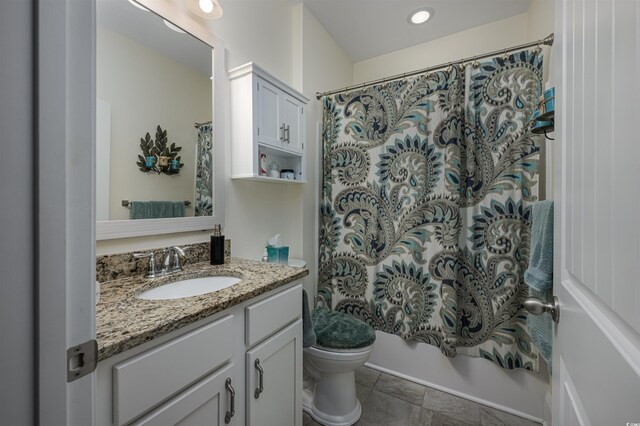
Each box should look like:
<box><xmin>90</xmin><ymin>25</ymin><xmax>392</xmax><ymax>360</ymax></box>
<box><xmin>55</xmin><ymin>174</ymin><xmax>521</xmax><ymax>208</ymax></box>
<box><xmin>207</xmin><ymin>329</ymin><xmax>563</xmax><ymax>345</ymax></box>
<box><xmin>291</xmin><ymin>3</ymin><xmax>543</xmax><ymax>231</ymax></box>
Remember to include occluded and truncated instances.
<box><xmin>96</xmin><ymin>256</ymin><xmax>308</xmax><ymax>361</ymax></box>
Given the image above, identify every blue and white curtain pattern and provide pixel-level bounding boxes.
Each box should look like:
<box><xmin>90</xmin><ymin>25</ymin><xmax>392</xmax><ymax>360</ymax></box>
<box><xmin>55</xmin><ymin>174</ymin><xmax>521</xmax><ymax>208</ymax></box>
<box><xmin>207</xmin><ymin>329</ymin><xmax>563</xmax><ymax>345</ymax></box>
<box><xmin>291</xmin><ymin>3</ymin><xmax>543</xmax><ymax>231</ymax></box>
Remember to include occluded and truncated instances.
<box><xmin>195</xmin><ymin>123</ymin><xmax>213</xmax><ymax>216</ymax></box>
<box><xmin>319</xmin><ymin>49</ymin><xmax>544</xmax><ymax>371</ymax></box>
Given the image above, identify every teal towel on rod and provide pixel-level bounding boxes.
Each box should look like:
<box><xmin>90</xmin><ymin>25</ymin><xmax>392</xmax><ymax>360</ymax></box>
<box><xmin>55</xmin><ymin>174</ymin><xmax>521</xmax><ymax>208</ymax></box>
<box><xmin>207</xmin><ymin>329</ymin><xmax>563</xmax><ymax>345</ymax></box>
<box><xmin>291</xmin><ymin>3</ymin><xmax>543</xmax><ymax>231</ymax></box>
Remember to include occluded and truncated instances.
<box><xmin>129</xmin><ymin>201</ymin><xmax>186</xmax><ymax>219</ymax></box>
<box><xmin>524</xmin><ymin>200</ymin><xmax>554</xmax><ymax>371</ymax></box>
<box><xmin>524</xmin><ymin>200</ymin><xmax>554</xmax><ymax>291</ymax></box>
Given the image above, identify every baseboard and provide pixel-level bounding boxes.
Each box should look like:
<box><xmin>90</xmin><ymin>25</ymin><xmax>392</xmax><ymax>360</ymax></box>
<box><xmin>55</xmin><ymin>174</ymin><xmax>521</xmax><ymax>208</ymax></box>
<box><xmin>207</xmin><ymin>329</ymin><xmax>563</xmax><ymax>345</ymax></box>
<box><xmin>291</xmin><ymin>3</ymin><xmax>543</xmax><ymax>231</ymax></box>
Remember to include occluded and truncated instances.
<box><xmin>364</xmin><ymin>362</ymin><xmax>544</xmax><ymax>424</ymax></box>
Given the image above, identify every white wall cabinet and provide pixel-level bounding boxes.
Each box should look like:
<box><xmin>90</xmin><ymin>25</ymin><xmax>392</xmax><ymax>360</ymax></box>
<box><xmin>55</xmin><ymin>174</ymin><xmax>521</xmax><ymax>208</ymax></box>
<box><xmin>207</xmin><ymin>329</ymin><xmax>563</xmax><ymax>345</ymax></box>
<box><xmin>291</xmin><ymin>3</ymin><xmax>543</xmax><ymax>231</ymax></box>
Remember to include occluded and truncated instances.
<box><xmin>97</xmin><ymin>282</ymin><xmax>302</xmax><ymax>426</ymax></box>
<box><xmin>230</xmin><ymin>63</ymin><xmax>308</xmax><ymax>183</ymax></box>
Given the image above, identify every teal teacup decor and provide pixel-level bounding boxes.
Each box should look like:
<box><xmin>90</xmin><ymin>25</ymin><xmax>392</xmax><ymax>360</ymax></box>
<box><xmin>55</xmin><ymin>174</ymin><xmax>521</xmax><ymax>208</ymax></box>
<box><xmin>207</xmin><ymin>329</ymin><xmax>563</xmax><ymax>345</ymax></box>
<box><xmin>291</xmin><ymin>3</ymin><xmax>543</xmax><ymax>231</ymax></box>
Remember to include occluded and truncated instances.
<box><xmin>145</xmin><ymin>156</ymin><xmax>155</xmax><ymax>168</ymax></box>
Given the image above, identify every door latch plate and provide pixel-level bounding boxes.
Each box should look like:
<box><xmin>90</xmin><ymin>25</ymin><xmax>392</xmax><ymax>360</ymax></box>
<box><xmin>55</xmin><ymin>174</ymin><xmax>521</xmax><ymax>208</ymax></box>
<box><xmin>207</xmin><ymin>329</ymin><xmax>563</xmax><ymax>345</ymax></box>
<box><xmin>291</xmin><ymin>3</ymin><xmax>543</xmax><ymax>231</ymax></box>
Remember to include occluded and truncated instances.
<box><xmin>67</xmin><ymin>339</ymin><xmax>98</xmax><ymax>382</ymax></box>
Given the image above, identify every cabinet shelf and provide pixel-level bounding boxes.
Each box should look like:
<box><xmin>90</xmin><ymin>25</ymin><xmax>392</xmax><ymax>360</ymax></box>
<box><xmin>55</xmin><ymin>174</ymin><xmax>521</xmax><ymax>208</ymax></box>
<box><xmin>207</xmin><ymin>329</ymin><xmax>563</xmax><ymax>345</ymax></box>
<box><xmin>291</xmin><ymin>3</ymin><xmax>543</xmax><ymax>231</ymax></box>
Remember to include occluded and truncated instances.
<box><xmin>231</xmin><ymin>174</ymin><xmax>307</xmax><ymax>184</ymax></box>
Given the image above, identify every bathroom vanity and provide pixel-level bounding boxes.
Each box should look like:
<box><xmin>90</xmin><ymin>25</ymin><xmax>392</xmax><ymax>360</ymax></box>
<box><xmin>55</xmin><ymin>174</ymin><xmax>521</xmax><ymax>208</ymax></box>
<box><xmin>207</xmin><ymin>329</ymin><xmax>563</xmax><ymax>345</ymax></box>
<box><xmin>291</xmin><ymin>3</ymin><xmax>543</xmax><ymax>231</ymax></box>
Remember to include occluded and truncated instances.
<box><xmin>95</xmin><ymin>258</ymin><xmax>308</xmax><ymax>426</ymax></box>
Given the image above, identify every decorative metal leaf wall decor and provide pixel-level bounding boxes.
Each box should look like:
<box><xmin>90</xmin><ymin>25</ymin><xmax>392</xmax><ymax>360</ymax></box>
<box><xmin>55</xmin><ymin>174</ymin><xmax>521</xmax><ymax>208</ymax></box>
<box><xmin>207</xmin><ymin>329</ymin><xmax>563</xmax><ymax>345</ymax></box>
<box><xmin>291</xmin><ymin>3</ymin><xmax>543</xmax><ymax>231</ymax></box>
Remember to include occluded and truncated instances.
<box><xmin>136</xmin><ymin>125</ymin><xmax>184</xmax><ymax>175</ymax></box>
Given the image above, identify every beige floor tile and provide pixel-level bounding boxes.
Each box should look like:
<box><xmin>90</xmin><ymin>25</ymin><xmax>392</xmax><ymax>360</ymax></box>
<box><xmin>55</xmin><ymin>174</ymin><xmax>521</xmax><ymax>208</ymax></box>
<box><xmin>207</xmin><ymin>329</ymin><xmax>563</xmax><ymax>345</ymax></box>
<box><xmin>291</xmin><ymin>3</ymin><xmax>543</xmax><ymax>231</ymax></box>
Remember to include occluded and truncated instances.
<box><xmin>422</xmin><ymin>387</ymin><xmax>480</xmax><ymax>425</ymax></box>
<box><xmin>355</xmin><ymin>366</ymin><xmax>380</xmax><ymax>388</ymax></box>
<box><xmin>374</xmin><ymin>372</ymin><xmax>427</xmax><ymax>406</ymax></box>
<box><xmin>357</xmin><ymin>390</ymin><xmax>423</xmax><ymax>425</ymax></box>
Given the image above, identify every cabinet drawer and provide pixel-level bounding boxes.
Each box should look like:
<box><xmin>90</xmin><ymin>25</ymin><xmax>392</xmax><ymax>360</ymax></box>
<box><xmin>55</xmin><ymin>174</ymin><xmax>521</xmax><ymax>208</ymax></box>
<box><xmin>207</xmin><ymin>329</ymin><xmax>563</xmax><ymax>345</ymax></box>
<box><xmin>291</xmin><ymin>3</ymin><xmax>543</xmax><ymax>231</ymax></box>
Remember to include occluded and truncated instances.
<box><xmin>245</xmin><ymin>284</ymin><xmax>301</xmax><ymax>347</ymax></box>
<box><xmin>114</xmin><ymin>315</ymin><xmax>234</xmax><ymax>426</ymax></box>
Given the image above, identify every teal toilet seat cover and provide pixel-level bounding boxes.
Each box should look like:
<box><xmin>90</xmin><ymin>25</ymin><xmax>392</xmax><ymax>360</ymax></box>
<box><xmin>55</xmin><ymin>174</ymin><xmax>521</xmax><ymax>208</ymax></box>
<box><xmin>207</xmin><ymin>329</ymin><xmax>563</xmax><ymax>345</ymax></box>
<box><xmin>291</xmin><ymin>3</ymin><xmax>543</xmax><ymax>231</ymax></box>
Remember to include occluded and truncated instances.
<box><xmin>311</xmin><ymin>308</ymin><xmax>376</xmax><ymax>350</ymax></box>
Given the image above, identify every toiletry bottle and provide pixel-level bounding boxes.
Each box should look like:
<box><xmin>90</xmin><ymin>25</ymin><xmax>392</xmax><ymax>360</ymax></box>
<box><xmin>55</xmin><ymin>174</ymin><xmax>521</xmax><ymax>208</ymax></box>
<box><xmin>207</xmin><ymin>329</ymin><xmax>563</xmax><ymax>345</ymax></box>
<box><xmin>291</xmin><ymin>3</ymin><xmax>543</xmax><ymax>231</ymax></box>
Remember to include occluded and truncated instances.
<box><xmin>210</xmin><ymin>225</ymin><xmax>225</xmax><ymax>265</ymax></box>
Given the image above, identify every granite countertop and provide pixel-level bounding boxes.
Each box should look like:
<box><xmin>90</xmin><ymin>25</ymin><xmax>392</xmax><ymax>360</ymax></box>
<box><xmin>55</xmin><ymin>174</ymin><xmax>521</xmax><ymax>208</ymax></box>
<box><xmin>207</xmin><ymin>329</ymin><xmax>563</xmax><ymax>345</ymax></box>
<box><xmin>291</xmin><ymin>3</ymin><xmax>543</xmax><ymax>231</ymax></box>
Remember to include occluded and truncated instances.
<box><xmin>96</xmin><ymin>258</ymin><xmax>309</xmax><ymax>361</ymax></box>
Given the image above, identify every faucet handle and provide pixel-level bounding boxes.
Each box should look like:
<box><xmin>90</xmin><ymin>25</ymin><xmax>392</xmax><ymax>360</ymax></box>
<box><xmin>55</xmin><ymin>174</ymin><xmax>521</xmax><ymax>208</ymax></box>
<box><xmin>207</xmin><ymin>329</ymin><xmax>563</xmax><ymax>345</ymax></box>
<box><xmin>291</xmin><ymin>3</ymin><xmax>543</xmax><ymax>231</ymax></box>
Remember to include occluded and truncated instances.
<box><xmin>133</xmin><ymin>251</ymin><xmax>161</xmax><ymax>278</ymax></box>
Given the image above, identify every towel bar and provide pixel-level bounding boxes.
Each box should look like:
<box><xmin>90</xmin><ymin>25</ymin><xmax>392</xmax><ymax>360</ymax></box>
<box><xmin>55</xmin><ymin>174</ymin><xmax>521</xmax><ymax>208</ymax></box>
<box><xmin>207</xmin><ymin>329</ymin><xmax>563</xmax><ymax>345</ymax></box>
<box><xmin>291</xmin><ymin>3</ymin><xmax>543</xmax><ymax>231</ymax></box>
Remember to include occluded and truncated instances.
<box><xmin>121</xmin><ymin>200</ymin><xmax>192</xmax><ymax>207</ymax></box>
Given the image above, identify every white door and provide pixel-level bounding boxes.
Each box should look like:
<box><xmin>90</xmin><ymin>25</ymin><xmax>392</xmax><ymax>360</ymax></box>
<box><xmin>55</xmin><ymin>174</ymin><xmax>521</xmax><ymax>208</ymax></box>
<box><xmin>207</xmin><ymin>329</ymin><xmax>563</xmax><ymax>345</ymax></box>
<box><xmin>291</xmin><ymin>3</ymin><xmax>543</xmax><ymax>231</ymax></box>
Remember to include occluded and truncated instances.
<box><xmin>552</xmin><ymin>0</ymin><xmax>640</xmax><ymax>424</ymax></box>
<box><xmin>37</xmin><ymin>0</ymin><xmax>97</xmax><ymax>425</ymax></box>
<box><xmin>281</xmin><ymin>94</ymin><xmax>304</xmax><ymax>154</ymax></box>
<box><xmin>246</xmin><ymin>320</ymin><xmax>302</xmax><ymax>426</ymax></box>
<box><xmin>257</xmin><ymin>78</ymin><xmax>284</xmax><ymax>149</ymax></box>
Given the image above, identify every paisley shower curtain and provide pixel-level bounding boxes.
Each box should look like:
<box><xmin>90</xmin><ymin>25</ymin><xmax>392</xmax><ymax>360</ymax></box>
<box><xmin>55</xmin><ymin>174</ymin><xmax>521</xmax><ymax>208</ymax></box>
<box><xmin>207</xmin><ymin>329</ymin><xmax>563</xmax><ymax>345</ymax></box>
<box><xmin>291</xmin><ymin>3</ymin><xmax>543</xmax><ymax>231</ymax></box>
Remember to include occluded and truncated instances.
<box><xmin>195</xmin><ymin>123</ymin><xmax>213</xmax><ymax>216</ymax></box>
<box><xmin>319</xmin><ymin>48</ymin><xmax>544</xmax><ymax>371</ymax></box>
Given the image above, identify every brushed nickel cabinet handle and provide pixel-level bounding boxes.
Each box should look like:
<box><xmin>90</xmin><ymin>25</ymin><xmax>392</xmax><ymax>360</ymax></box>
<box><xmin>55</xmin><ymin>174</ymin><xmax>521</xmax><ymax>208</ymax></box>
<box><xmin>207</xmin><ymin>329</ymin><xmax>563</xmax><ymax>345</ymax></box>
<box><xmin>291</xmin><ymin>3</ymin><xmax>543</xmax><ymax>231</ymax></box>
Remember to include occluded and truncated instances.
<box><xmin>254</xmin><ymin>359</ymin><xmax>264</xmax><ymax>399</ymax></box>
<box><xmin>225</xmin><ymin>378</ymin><xmax>235</xmax><ymax>423</ymax></box>
<box><xmin>280</xmin><ymin>123</ymin><xmax>286</xmax><ymax>141</ymax></box>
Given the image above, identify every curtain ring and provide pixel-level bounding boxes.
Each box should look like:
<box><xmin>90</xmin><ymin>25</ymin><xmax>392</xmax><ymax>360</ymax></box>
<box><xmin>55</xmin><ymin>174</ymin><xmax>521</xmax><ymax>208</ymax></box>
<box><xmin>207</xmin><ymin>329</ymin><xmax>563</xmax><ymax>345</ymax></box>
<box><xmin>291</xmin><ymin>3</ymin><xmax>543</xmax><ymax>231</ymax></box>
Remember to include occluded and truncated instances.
<box><xmin>472</xmin><ymin>57</ymin><xmax>480</xmax><ymax>69</ymax></box>
<box><xmin>503</xmin><ymin>50</ymin><xmax>509</xmax><ymax>60</ymax></box>
<box><xmin>534</xmin><ymin>42</ymin><xmax>542</xmax><ymax>55</ymax></box>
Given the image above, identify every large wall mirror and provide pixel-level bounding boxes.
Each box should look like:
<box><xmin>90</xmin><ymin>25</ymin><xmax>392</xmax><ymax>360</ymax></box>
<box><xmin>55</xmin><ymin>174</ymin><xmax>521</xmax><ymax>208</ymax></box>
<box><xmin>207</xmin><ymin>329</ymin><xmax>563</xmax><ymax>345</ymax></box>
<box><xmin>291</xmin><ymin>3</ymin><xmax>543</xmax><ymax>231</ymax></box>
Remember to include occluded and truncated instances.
<box><xmin>96</xmin><ymin>0</ymin><xmax>225</xmax><ymax>240</ymax></box>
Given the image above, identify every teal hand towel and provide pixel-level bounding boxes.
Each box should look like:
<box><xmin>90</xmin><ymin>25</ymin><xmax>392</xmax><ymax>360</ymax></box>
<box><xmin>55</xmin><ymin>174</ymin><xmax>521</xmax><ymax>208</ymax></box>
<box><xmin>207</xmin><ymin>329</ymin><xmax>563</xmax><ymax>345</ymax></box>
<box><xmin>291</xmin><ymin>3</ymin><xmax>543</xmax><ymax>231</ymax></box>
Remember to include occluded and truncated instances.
<box><xmin>524</xmin><ymin>200</ymin><xmax>554</xmax><ymax>291</ymax></box>
<box><xmin>302</xmin><ymin>289</ymin><xmax>316</xmax><ymax>348</ymax></box>
<box><xmin>129</xmin><ymin>201</ymin><xmax>186</xmax><ymax>219</ymax></box>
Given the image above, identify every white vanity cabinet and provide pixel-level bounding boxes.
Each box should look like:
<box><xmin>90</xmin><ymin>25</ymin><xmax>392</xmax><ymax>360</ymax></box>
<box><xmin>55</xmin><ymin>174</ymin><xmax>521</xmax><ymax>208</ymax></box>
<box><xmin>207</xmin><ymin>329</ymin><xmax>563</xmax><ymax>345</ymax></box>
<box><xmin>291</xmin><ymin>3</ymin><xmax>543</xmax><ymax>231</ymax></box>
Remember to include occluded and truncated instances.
<box><xmin>97</xmin><ymin>282</ymin><xmax>303</xmax><ymax>426</ymax></box>
<box><xmin>230</xmin><ymin>62</ymin><xmax>308</xmax><ymax>183</ymax></box>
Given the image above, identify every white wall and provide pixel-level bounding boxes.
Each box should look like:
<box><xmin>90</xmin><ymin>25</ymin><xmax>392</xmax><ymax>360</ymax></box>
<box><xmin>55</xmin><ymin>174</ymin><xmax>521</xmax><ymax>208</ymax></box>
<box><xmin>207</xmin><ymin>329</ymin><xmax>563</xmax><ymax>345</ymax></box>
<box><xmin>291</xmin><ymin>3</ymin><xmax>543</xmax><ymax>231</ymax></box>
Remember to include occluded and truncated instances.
<box><xmin>97</xmin><ymin>26</ymin><xmax>210</xmax><ymax>220</ymax></box>
<box><xmin>296</xmin><ymin>4</ymin><xmax>353</xmax><ymax>294</ymax></box>
<box><xmin>352</xmin><ymin>8</ymin><xmax>551</xmax><ymax>420</ymax></box>
<box><xmin>353</xmin><ymin>13</ymin><xmax>529</xmax><ymax>83</ymax></box>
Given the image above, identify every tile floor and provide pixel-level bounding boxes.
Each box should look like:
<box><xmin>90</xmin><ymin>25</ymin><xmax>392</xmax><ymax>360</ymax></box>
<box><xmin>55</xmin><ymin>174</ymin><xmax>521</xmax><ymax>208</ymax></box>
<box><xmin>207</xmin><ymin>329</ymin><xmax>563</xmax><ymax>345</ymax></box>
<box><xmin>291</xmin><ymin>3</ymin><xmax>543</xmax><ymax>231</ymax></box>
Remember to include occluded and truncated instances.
<box><xmin>303</xmin><ymin>366</ymin><xmax>541</xmax><ymax>426</ymax></box>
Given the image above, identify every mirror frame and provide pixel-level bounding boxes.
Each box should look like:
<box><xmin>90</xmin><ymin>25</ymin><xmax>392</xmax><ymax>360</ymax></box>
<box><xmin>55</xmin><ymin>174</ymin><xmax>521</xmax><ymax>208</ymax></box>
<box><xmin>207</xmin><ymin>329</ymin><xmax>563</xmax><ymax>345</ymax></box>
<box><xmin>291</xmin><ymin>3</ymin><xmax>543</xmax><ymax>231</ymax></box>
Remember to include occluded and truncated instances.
<box><xmin>96</xmin><ymin>0</ymin><xmax>226</xmax><ymax>240</ymax></box>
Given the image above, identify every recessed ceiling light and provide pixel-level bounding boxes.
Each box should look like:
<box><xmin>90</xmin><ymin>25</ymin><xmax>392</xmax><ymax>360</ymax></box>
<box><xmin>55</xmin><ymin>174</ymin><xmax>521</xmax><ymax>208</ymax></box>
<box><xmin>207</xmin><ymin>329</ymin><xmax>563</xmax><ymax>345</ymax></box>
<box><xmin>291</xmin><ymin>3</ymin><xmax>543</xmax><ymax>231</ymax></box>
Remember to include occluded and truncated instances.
<box><xmin>408</xmin><ymin>8</ymin><xmax>434</xmax><ymax>25</ymax></box>
<box><xmin>128</xmin><ymin>0</ymin><xmax>149</xmax><ymax>12</ymax></box>
<box><xmin>187</xmin><ymin>0</ymin><xmax>223</xmax><ymax>19</ymax></box>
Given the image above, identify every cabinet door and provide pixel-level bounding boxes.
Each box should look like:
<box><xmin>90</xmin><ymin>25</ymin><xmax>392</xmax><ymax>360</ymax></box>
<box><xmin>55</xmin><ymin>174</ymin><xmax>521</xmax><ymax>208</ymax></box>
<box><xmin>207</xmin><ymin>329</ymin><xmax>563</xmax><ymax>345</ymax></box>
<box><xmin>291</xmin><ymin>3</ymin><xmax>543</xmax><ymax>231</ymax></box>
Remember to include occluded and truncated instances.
<box><xmin>281</xmin><ymin>94</ymin><xmax>303</xmax><ymax>154</ymax></box>
<box><xmin>257</xmin><ymin>79</ymin><xmax>283</xmax><ymax>149</ymax></box>
<box><xmin>132</xmin><ymin>363</ymin><xmax>238</xmax><ymax>426</ymax></box>
<box><xmin>246</xmin><ymin>320</ymin><xmax>302</xmax><ymax>426</ymax></box>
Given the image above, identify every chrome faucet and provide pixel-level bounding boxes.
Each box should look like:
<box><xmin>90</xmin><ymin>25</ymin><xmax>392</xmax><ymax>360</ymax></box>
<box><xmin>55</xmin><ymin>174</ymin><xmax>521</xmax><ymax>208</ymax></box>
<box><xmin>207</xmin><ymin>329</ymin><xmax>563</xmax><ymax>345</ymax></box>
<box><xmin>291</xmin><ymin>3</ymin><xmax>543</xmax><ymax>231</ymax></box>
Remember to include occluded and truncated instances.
<box><xmin>162</xmin><ymin>246</ymin><xmax>186</xmax><ymax>274</ymax></box>
<box><xmin>134</xmin><ymin>246</ymin><xmax>187</xmax><ymax>278</ymax></box>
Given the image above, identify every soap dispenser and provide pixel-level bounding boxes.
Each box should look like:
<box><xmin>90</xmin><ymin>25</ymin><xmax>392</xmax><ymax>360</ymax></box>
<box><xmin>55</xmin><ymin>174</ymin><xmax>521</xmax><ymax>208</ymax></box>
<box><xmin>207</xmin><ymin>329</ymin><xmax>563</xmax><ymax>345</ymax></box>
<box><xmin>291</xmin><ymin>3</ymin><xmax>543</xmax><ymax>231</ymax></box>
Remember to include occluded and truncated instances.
<box><xmin>210</xmin><ymin>224</ymin><xmax>225</xmax><ymax>265</ymax></box>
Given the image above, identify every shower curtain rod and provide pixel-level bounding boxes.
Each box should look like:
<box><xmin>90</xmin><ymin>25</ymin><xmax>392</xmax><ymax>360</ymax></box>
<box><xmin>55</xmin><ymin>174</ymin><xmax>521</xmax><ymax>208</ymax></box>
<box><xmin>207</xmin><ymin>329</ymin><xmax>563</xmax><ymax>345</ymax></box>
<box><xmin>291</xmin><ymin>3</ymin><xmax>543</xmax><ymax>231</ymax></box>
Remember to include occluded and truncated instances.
<box><xmin>315</xmin><ymin>33</ymin><xmax>554</xmax><ymax>100</ymax></box>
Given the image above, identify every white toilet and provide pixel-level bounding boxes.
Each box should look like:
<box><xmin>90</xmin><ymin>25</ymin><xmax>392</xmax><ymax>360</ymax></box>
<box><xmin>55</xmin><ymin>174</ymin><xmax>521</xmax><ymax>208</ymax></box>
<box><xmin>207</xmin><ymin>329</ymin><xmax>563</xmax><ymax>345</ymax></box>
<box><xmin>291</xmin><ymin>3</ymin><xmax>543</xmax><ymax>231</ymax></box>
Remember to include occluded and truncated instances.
<box><xmin>289</xmin><ymin>258</ymin><xmax>376</xmax><ymax>425</ymax></box>
<box><xmin>303</xmin><ymin>343</ymin><xmax>374</xmax><ymax>426</ymax></box>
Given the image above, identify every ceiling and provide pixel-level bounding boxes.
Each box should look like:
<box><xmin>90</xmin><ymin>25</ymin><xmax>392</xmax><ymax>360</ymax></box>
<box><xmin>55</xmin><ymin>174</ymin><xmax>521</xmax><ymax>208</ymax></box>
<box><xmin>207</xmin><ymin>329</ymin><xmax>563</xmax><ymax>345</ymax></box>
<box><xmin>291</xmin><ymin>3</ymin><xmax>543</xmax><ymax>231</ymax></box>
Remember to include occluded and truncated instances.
<box><xmin>302</xmin><ymin>0</ymin><xmax>531</xmax><ymax>62</ymax></box>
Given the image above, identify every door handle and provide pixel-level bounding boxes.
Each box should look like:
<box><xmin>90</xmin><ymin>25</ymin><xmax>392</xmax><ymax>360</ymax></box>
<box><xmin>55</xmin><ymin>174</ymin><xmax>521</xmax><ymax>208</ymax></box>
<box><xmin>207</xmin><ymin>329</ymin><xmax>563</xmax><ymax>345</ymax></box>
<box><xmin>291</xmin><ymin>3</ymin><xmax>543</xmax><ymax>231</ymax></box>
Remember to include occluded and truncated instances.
<box><xmin>285</xmin><ymin>124</ymin><xmax>290</xmax><ymax>143</ymax></box>
<box><xmin>254</xmin><ymin>359</ymin><xmax>264</xmax><ymax>399</ymax></box>
<box><xmin>524</xmin><ymin>296</ymin><xmax>559</xmax><ymax>323</ymax></box>
<box><xmin>224</xmin><ymin>378</ymin><xmax>235</xmax><ymax>423</ymax></box>
<box><xmin>279</xmin><ymin>123</ymin><xmax>286</xmax><ymax>141</ymax></box>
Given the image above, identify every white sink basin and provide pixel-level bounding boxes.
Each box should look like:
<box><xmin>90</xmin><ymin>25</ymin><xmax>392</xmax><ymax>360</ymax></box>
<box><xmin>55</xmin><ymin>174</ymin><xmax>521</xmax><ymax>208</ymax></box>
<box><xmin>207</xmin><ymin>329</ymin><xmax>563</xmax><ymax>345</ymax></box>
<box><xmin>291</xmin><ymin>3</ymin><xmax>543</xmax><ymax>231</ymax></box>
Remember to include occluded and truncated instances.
<box><xmin>138</xmin><ymin>276</ymin><xmax>241</xmax><ymax>300</ymax></box>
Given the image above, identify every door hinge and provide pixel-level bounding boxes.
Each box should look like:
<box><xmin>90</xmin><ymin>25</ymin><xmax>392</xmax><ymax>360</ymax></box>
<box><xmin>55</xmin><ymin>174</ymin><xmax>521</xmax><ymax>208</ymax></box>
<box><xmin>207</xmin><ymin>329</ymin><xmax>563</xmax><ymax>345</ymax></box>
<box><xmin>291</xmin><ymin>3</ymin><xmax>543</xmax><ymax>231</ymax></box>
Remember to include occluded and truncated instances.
<box><xmin>302</xmin><ymin>142</ymin><xmax>304</xmax><ymax>149</ymax></box>
<box><xmin>257</xmin><ymin>127</ymin><xmax>260</xmax><ymax>136</ymax></box>
<box><xmin>67</xmin><ymin>339</ymin><xmax>97</xmax><ymax>382</ymax></box>
<box><xmin>257</xmin><ymin>82</ymin><xmax>260</xmax><ymax>91</ymax></box>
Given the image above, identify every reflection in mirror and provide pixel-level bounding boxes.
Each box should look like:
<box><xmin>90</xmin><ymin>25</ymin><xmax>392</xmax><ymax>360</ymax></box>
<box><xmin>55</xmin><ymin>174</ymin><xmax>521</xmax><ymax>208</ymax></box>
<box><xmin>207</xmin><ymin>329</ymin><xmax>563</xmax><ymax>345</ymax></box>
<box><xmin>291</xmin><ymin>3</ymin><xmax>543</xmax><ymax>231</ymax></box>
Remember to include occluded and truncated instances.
<box><xmin>96</xmin><ymin>0</ymin><xmax>213</xmax><ymax>221</ymax></box>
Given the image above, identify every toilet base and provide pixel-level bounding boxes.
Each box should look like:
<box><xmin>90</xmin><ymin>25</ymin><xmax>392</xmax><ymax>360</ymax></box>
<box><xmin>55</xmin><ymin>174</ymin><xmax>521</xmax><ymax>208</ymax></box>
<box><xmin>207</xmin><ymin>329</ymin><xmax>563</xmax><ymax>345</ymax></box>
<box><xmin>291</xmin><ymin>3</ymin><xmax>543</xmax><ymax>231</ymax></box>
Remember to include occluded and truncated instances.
<box><xmin>302</xmin><ymin>345</ymin><xmax>374</xmax><ymax>426</ymax></box>
<box><xmin>302</xmin><ymin>378</ymin><xmax>362</xmax><ymax>426</ymax></box>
